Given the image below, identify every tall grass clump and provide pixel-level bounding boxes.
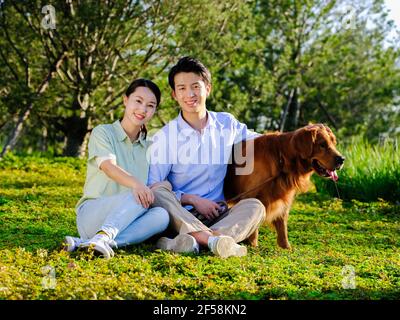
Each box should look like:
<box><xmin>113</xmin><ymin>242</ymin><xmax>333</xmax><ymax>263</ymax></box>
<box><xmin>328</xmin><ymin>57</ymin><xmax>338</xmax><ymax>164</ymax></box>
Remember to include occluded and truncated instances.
<box><xmin>314</xmin><ymin>137</ymin><xmax>400</xmax><ymax>202</ymax></box>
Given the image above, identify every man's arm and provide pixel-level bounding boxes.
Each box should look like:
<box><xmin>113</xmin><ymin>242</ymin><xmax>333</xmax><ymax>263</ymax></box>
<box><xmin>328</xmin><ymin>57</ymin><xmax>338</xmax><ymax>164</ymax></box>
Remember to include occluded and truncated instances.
<box><xmin>148</xmin><ymin>163</ymin><xmax>172</xmax><ymax>186</ymax></box>
<box><xmin>147</xmin><ymin>130</ymin><xmax>173</xmax><ymax>186</ymax></box>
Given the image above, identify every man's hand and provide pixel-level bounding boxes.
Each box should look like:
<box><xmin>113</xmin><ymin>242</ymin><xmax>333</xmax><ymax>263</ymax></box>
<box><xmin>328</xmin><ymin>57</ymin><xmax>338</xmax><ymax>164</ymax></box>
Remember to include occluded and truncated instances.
<box><xmin>132</xmin><ymin>183</ymin><xmax>154</xmax><ymax>209</ymax></box>
<box><xmin>190</xmin><ymin>196</ymin><xmax>222</xmax><ymax>220</ymax></box>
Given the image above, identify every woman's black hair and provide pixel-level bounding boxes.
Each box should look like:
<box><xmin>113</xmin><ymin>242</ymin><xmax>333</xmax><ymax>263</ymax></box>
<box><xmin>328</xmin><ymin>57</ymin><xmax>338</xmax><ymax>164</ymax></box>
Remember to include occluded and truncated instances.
<box><xmin>125</xmin><ymin>78</ymin><xmax>161</xmax><ymax>106</ymax></box>
<box><xmin>124</xmin><ymin>78</ymin><xmax>161</xmax><ymax>139</ymax></box>
<box><xmin>168</xmin><ymin>56</ymin><xmax>211</xmax><ymax>90</ymax></box>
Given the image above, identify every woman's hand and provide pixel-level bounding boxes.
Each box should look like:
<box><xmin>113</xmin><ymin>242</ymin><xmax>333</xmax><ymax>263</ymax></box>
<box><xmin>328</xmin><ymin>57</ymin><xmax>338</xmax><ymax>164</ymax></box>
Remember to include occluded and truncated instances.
<box><xmin>132</xmin><ymin>183</ymin><xmax>154</xmax><ymax>209</ymax></box>
<box><xmin>100</xmin><ymin>160</ymin><xmax>154</xmax><ymax>208</ymax></box>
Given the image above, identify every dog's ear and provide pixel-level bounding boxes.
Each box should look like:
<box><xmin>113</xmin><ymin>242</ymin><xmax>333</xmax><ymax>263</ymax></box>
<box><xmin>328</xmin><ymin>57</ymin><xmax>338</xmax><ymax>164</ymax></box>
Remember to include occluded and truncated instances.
<box><xmin>290</xmin><ymin>127</ymin><xmax>318</xmax><ymax>159</ymax></box>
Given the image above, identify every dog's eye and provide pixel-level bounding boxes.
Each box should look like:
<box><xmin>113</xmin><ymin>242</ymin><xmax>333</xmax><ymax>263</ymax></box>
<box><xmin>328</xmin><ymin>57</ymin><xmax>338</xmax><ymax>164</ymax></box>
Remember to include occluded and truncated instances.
<box><xmin>320</xmin><ymin>142</ymin><xmax>328</xmax><ymax>149</ymax></box>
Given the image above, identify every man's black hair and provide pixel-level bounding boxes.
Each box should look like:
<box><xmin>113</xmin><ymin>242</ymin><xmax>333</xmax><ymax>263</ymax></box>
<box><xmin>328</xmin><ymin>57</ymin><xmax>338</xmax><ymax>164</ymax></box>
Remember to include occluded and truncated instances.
<box><xmin>168</xmin><ymin>56</ymin><xmax>211</xmax><ymax>90</ymax></box>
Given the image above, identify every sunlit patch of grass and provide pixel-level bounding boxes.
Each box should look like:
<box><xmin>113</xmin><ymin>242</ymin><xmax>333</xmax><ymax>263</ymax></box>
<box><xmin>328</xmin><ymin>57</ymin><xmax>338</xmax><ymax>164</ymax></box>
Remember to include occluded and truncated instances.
<box><xmin>0</xmin><ymin>155</ymin><xmax>399</xmax><ymax>300</ymax></box>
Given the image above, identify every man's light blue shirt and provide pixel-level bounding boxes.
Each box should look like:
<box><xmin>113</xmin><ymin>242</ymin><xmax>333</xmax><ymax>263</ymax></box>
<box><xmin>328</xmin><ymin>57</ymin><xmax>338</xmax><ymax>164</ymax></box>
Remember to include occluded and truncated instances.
<box><xmin>147</xmin><ymin>111</ymin><xmax>260</xmax><ymax>206</ymax></box>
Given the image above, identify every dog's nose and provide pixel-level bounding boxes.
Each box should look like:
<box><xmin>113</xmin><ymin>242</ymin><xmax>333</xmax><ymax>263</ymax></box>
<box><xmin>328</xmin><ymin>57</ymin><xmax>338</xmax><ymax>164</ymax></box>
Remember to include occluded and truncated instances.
<box><xmin>335</xmin><ymin>155</ymin><xmax>345</xmax><ymax>166</ymax></box>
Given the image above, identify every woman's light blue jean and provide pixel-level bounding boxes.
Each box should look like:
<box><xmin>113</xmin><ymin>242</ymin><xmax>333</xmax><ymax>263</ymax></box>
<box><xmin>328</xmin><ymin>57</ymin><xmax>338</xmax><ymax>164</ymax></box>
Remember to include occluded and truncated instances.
<box><xmin>76</xmin><ymin>191</ymin><xmax>169</xmax><ymax>247</ymax></box>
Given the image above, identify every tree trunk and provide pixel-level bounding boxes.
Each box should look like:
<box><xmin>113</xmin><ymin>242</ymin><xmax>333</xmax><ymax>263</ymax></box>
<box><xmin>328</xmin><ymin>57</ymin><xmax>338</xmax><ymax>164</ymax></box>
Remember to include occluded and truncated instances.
<box><xmin>0</xmin><ymin>102</ymin><xmax>33</xmax><ymax>158</ymax></box>
<box><xmin>62</xmin><ymin>115</ymin><xmax>89</xmax><ymax>157</ymax></box>
<box><xmin>279</xmin><ymin>88</ymin><xmax>295</xmax><ymax>132</ymax></box>
<box><xmin>286</xmin><ymin>88</ymin><xmax>300</xmax><ymax>131</ymax></box>
<box><xmin>78</xmin><ymin>128</ymin><xmax>91</xmax><ymax>158</ymax></box>
<box><xmin>40</xmin><ymin>126</ymin><xmax>48</xmax><ymax>153</ymax></box>
<box><xmin>0</xmin><ymin>51</ymin><xmax>66</xmax><ymax>158</ymax></box>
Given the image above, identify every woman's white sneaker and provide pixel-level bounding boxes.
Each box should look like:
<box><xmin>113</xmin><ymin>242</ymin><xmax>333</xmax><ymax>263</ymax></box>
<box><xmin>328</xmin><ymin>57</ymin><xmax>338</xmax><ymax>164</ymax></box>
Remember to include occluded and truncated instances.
<box><xmin>156</xmin><ymin>234</ymin><xmax>199</xmax><ymax>253</ymax></box>
<box><xmin>78</xmin><ymin>234</ymin><xmax>115</xmax><ymax>259</ymax></box>
<box><xmin>63</xmin><ymin>236</ymin><xmax>83</xmax><ymax>252</ymax></box>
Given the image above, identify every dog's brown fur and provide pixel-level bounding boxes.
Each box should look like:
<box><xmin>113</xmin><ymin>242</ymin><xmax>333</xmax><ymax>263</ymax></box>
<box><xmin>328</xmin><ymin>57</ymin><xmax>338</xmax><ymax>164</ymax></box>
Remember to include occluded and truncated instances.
<box><xmin>224</xmin><ymin>124</ymin><xmax>344</xmax><ymax>249</ymax></box>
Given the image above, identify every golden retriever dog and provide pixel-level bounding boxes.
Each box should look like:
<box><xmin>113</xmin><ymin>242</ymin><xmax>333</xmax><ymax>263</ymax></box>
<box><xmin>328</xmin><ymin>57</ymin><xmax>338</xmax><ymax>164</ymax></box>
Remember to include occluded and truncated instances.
<box><xmin>224</xmin><ymin>124</ymin><xmax>345</xmax><ymax>249</ymax></box>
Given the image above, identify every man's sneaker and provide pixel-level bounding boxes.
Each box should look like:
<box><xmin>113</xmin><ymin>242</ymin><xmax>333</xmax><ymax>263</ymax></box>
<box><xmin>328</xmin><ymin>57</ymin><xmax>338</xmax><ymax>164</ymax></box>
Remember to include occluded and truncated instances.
<box><xmin>208</xmin><ymin>236</ymin><xmax>247</xmax><ymax>258</ymax></box>
<box><xmin>63</xmin><ymin>236</ymin><xmax>84</xmax><ymax>252</ymax></box>
<box><xmin>78</xmin><ymin>234</ymin><xmax>116</xmax><ymax>259</ymax></box>
<box><xmin>156</xmin><ymin>234</ymin><xmax>199</xmax><ymax>253</ymax></box>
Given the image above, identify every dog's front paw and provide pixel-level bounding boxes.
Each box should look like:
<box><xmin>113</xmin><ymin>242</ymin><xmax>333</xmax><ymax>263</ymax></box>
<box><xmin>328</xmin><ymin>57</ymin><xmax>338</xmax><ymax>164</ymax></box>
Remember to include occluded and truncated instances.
<box><xmin>278</xmin><ymin>240</ymin><xmax>292</xmax><ymax>250</ymax></box>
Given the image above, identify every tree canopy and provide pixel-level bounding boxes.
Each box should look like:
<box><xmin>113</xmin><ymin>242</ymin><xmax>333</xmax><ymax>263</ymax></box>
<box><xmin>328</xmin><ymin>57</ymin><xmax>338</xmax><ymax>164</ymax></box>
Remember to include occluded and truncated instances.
<box><xmin>1</xmin><ymin>0</ymin><xmax>399</xmax><ymax>157</ymax></box>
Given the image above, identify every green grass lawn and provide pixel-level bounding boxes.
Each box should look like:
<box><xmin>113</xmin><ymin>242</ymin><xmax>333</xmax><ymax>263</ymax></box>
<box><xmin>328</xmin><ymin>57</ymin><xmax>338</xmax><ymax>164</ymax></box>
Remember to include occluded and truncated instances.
<box><xmin>0</xmin><ymin>156</ymin><xmax>399</xmax><ymax>300</ymax></box>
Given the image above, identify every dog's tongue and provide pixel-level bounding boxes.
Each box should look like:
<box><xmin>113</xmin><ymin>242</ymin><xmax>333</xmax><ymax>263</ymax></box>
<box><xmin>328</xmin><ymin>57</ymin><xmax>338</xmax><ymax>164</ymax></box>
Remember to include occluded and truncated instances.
<box><xmin>327</xmin><ymin>169</ymin><xmax>338</xmax><ymax>181</ymax></box>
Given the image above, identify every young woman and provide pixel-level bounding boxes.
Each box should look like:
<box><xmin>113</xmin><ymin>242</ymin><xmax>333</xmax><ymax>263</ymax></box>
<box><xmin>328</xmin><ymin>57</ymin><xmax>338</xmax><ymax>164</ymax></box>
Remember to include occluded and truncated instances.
<box><xmin>64</xmin><ymin>79</ymin><xmax>170</xmax><ymax>259</ymax></box>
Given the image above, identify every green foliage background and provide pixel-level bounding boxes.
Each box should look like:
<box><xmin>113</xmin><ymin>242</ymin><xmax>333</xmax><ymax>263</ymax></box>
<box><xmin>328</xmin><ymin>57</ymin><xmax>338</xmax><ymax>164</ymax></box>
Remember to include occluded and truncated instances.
<box><xmin>1</xmin><ymin>0</ymin><xmax>399</xmax><ymax>156</ymax></box>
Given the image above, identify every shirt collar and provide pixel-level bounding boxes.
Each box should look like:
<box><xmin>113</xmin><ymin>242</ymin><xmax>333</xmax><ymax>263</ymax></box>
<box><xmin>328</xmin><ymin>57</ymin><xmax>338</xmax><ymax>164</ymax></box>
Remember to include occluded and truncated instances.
<box><xmin>135</xmin><ymin>131</ymin><xmax>147</xmax><ymax>146</ymax></box>
<box><xmin>112</xmin><ymin>120</ymin><xmax>146</xmax><ymax>146</ymax></box>
<box><xmin>177</xmin><ymin>110</ymin><xmax>216</xmax><ymax>137</ymax></box>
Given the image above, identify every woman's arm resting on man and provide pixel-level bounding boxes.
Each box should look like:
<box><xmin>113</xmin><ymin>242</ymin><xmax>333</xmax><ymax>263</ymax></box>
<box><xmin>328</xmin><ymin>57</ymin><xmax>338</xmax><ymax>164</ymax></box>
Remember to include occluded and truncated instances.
<box><xmin>100</xmin><ymin>159</ymin><xmax>154</xmax><ymax>208</ymax></box>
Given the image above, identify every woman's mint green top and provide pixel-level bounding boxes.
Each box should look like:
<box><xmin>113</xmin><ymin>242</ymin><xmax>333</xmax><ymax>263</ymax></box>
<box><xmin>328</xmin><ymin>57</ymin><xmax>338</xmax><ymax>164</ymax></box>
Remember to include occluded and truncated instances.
<box><xmin>76</xmin><ymin>120</ymin><xmax>149</xmax><ymax>210</ymax></box>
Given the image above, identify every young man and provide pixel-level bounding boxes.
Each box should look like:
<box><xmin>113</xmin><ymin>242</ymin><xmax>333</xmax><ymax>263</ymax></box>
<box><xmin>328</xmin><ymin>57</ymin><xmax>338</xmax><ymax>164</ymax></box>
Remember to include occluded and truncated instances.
<box><xmin>148</xmin><ymin>57</ymin><xmax>265</xmax><ymax>258</ymax></box>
